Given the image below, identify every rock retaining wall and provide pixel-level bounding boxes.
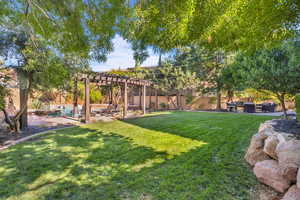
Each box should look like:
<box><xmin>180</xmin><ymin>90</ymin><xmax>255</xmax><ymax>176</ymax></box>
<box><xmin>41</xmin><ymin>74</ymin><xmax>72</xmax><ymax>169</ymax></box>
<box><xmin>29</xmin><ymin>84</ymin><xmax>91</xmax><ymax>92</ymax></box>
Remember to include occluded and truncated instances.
<box><xmin>245</xmin><ymin>120</ymin><xmax>300</xmax><ymax>199</ymax></box>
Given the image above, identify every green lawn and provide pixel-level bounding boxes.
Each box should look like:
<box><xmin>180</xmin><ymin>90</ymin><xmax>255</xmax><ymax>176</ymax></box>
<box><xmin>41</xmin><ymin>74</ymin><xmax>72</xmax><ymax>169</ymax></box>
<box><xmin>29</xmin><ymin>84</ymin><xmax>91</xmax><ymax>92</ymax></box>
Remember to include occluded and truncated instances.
<box><xmin>0</xmin><ymin>111</ymin><xmax>273</xmax><ymax>200</ymax></box>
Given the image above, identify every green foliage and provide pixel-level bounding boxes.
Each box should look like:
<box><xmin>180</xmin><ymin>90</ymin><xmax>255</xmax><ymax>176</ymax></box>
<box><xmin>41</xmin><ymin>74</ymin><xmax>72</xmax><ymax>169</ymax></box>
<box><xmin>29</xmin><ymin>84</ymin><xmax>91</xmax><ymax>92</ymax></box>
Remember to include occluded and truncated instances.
<box><xmin>131</xmin><ymin>40</ymin><xmax>149</xmax><ymax>67</ymax></box>
<box><xmin>31</xmin><ymin>100</ymin><xmax>43</xmax><ymax>110</ymax></box>
<box><xmin>185</xmin><ymin>94</ymin><xmax>195</xmax><ymax>104</ymax></box>
<box><xmin>0</xmin><ymin>112</ymin><xmax>273</xmax><ymax>199</ymax></box>
<box><xmin>149</xmin><ymin>62</ymin><xmax>200</xmax><ymax>94</ymax></box>
<box><xmin>233</xmin><ymin>41</ymin><xmax>300</xmax><ymax>96</ymax></box>
<box><xmin>90</xmin><ymin>87</ymin><xmax>103</xmax><ymax>104</ymax></box>
<box><xmin>295</xmin><ymin>94</ymin><xmax>300</xmax><ymax>121</ymax></box>
<box><xmin>77</xmin><ymin>83</ymin><xmax>103</xmax><ymax>103</ymax></box>
<box><xmin>0</xmin><ymin>70</ymin><xmax>10</xmax><ymax>110</ymax></box>
<box><xmin>132</xmin><ymin>0</ymin><xmax>299</xmax><ymax>51</ymax></box>
<box><xmin>159</xmin><ymin>102</ymin><xmax>167</xmax><ymax>109</ymax></box>
<box><xmin>1</xmin><ymin>0</ymin><xmax>130</xmax><ymax>61</ymax></box>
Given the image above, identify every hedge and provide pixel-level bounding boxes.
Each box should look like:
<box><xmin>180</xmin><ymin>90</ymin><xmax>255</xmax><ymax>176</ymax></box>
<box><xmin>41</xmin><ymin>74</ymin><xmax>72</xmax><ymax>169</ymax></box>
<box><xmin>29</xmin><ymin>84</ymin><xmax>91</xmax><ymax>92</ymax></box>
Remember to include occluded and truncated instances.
<box><xmin>295</xmin><ymin>94</ymin><xmax>300</xmax><ymax>121</ymax></box>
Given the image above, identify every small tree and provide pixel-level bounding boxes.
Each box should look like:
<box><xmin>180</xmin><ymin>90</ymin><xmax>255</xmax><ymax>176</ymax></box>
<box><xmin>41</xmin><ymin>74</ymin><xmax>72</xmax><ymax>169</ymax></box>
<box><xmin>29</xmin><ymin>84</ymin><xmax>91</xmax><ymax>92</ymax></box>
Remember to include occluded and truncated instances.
<box><xmin>149</xmin><ymin>62</ymin><xmax>200</xmax><ymax>109</ymax></box>
<box><xmin>233</xmin><ymin>41</ymin><xmax>300</xmax><ymax>118</ymax></box>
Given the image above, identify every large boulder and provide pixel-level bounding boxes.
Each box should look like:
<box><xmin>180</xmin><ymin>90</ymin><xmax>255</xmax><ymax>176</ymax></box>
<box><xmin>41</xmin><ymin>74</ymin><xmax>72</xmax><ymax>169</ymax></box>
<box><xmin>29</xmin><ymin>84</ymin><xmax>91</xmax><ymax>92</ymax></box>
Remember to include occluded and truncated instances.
<box><xmin>263</xmin><ymin>135</ymin><xmax>279</xmax><ymax>159</ymax></box>
<box><xmin>276</xmin><ymin>140</ymin><xmax>300</xmax><ymax>181</ymax></box>
<box><xmin>297</xmin><ymin>169</ymin><xmax>300</xmax><ymax>188</ymax></box>
<box><xmin>258</xmin><ymin>122</ymin><xmax>276</xmax><ymax>138</ymax></box>
<box><xmin>245</xmin><ymin>133</ymin><xmax>270</xmax><ymax>166</ymax></box>
<box><xmin>282</xmin><ymin>185</ymin><xmax>300</xmax><ymax>200</ymax></box>
<box><xmin>254</xmin><ymin>160</ymin><xmax>291</xmax><ymax>193</ymax></box>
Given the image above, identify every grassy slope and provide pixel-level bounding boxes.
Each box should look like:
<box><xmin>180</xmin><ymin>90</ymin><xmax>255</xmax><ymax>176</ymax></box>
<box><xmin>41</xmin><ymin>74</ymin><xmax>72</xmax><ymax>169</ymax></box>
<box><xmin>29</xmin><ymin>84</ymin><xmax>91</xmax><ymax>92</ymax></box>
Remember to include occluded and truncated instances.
<box><xmin>0</xmin><ymin>112</ymin><xmax>273</xmax><ymax>200</ymax></box>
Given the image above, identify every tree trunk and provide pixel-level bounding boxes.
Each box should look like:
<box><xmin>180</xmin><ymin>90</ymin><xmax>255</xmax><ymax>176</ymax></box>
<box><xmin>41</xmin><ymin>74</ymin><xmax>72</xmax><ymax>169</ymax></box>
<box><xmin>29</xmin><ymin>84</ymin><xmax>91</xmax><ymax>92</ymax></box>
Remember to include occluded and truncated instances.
<box><xmin>227</xmin><ymin>90</ymin><xmax>234</xmax><ymax>102</ymax></box>
<box><xmin>72</xmin><ymin>77</ymin><xmax>78</xmax><ymax>117</ymax></box>
<box><xmin>166</xmin><ymin>95</ymin><xmax>170</xmax><ymax>110</ymax></box>
<box><xmin>216</xmin><ymin>90</ymin><xmax>222</xmax><ymax>111</ymax></box>
<box><xmin>158</xmin><ymin>53</ymin><xmax>162</xmax><ymax>67</ymax></box>
<box><xmin>1</xmin><ymin>108</ymin><xmax>14</xmax><ymax>131</ymax></box>
<box><xmin>4</xmin><ymin>71</ymin><xmax>34</xmax><ymax>133</ymax></box>
<box><xmin>19</xmin><ymin>88</ymin><xmax>28</xmax><ymax>130</ymax></box>
<box><xmin>277</xmin><ymin>93</ymin><xmax>287</xmax><ymax>119</ymax></box>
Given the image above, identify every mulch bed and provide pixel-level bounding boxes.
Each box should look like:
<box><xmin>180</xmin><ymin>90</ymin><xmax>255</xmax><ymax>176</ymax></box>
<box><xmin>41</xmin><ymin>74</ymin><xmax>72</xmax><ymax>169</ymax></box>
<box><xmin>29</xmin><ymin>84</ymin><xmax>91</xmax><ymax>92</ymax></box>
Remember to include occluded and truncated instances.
<box><xmin>272</xmin><ymin>119</ymin><xmax>300</xmax><ymax>138</ymax></box>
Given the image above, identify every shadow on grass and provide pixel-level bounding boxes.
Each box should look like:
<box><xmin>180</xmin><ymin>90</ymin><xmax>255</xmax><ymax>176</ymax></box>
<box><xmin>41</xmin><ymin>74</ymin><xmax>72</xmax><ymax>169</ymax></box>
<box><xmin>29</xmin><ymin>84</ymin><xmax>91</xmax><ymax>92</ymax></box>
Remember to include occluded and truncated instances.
<box><xmin>0</xmin><ymin>112</ymin><xmax>273</xmax><ymax>200</ymax></box>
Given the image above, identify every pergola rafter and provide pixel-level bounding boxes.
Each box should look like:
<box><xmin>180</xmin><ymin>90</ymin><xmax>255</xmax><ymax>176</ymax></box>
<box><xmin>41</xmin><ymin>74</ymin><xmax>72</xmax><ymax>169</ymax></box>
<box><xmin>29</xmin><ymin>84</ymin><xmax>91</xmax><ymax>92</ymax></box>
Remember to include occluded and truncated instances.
<box><xmin>79</xmin><ymin>72</ymin><xmax>155</xmax><ymax>123</ymax></box>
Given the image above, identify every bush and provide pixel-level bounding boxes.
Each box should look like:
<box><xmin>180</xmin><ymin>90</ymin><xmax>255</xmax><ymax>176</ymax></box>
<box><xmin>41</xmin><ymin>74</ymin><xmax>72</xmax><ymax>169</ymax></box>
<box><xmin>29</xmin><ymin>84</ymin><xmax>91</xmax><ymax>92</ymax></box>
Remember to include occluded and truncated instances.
<box><xmin>295</xmin><ymin>94</ymin><xmax>300</xmax><ymax>121</ymax></box>
<box><xmin>160</xmin><ymin>102</ymin><xmax>167</xmax><ymax>110</ymax></box>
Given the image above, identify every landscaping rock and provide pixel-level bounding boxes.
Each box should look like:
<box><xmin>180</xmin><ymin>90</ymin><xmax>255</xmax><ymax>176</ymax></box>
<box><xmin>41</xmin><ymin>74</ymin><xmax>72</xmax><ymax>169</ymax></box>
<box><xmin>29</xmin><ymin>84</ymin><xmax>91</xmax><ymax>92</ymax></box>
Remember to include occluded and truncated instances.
<box><xmin>259</xmin><ymin>122</ymin><xmax>275</xmax><ymax>139</ymax></box>
<box><xmin>282</xmin><ymin>185</ymin><xmax>300</xmax><ymax>200</ymax></box>
<box><xmin>276</xmin><ymin>140</ymin><xmax>300</xmax><ymax>181</ymax></box>
<box><xmin>263</xmin><ymin>135</ymin><xmax>279</xmax><ymax>159</ymax></box>
<box><xmin>245</xmin><ymin>133</ymin><xmax>270</xmax><ymax>166</ymax></box>
<box><xmin>257</xmin><ymin>186</ymin><xmax>282</xmax><ymax>200</ymax></box>
<box><xmin>254</xmin><ymin>160</ymin><xmax>291</xmax><ymax>193</ymax></box>
<box><xmin>297</xmin><ymin>169</ymin><xmax>300</xmax><ymax>188</ymax></box>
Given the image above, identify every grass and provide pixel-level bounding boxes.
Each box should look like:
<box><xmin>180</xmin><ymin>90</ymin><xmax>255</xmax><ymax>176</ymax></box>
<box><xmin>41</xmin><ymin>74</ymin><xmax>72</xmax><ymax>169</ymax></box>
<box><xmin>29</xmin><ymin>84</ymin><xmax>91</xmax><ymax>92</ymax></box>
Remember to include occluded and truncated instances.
<box><xmin>0</xmin><ymin>111</ymin><xmax>273</xmax><ymax>200</ymax></box>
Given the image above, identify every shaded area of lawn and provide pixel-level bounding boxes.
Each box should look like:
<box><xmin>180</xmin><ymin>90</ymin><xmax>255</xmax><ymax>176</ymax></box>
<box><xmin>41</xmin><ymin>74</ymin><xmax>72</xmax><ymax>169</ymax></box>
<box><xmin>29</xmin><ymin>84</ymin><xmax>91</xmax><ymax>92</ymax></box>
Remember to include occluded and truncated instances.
<box><xmin>0</xmin><ymin>112</ymin><xmax>273</xmax><ymax>200</ymax></box>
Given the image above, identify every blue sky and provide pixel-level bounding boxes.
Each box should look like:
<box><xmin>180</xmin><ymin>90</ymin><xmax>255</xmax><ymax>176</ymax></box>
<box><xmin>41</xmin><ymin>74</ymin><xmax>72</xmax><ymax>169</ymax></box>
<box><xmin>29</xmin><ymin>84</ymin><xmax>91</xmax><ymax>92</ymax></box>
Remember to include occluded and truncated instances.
<box><xmin>90</xmin><ymin>35</ymin><xmax>161</xmax><ymax>72</ymax></box>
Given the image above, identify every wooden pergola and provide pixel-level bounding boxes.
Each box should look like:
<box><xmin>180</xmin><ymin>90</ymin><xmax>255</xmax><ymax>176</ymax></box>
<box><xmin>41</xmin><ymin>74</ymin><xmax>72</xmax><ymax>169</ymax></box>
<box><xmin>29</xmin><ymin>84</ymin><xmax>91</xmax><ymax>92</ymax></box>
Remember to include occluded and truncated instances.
<box><xmin>80</xmin><ymin>73</ymin><xmax>155</xmax><ymax>123</ymax></box>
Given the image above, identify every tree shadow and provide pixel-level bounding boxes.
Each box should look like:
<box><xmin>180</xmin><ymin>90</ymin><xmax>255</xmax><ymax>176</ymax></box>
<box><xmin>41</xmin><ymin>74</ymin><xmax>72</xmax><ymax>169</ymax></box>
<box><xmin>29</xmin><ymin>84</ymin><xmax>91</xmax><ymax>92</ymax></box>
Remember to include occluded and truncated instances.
<box><xmin>0</xmin><ymin>126</ymin><xmax>171</xmax><ymax>199</ymax></box>
<box><xmin>0</xmin><ymin>112</ymin><xmax>273</xmax><ymax>200</ymax></box>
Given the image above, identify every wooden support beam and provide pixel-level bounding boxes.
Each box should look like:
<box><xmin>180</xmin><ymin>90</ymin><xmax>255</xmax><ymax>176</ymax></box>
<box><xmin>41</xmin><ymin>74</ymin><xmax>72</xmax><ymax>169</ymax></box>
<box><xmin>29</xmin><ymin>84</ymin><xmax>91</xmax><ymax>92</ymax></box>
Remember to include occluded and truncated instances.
<box><xmin>149</xmin><ymin>88</ymin><xmax>152</xmax><ymax>111</ymax></box>
<box><xmin>85</xmin><ymin>77</ymin><xmax>90</xmax><ymax>123</ymax></box>
<box><xmin>142</xmin><ymin>85</ymin><xmax>146</xmax><ymax>115</ymax></box>
<box><xmin>155</xmin><ymin>89</ymin><xmax>158</xmax><ymax>111</ymax></box>
<box><xmin>72</xmin><ymin>77</ymin><xmax>78</xmax><ymax>117</ymax></box>
<box><xmin>123</xmin><ymin>82</ymin><xmax>128</xmax><ymax>118</ymax></box>
<box><xmin>139</xmin><ymin>86</ymin><xmax>142</xmax><ymax>109</ymax></box>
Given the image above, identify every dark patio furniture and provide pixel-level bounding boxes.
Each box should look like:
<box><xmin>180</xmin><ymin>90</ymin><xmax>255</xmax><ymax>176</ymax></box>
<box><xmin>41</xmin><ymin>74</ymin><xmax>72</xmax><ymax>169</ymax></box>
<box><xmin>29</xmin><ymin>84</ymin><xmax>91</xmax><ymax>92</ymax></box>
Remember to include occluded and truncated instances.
<box><xmin>243</xmin><ymin>102</ymin><xmax>255</xmax><ymax>113</ymax></box>
<box><xmin>255</xmin><ymin>104</ymin><xmax>263</xmax><ymax>112</ymax></box>
<box><xmin>226</xmin><ymin>102</ymin><xmax>237</xmax><ymax>112</ymax></box>
<box><xmin>262</xmin><ymin>103</ymin><xmax>276</xmax><ymax>112</ymax></box>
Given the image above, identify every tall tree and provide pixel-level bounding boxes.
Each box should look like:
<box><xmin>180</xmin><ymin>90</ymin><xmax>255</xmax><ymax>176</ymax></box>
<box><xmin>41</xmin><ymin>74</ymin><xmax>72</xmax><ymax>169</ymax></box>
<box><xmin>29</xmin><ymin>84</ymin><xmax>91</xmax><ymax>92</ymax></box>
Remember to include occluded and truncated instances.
<box><xmin>0</xmin><ymin>30</ymin><xmax>72</xmax><ymax>132</ymax></box>
<box><xmin>131</xmin><ymin>0</ymin><xmax>299</xmax><ymax>51</ymax></box>
<box><xmin>131</xmin><ymin>40</ymin><xmax>149</xmax><ymax>67</ymax></box>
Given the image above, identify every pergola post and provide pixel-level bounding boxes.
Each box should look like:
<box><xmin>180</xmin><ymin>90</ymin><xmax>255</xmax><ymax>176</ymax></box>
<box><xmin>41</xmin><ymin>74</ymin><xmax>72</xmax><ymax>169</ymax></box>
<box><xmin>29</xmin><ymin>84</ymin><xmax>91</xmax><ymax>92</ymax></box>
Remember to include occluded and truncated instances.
<box><xmin>84</xmin><ymin>77</ymin><xmax>90</xmax><ymax>123</ymax></box>
<box><xmin>72</xmin><ymin>77</ymin><xmax>78</xmax><ymax>117</ymax></box>
<box><xmin>142</xmin><ymin>85</ymin><xmax>146</xmax><ymax>115</ymax></box>
<box><xmin>139</xmin><ymin>86</ymin><xmax>142</xmax><ymax>109</ymax></box>
<box><xmin>123</xmin><ymin>82</ymin><xmax>128</xmax><ymax>118</ymax></box>
<box><xmin>149</xmin><ymin>88</ymin><xmax>152</xmax><ymax>111</ymax></box>
<box><xmin>155</xmin><ymin>89</ymin><xmax>158</xmax><ymax>111</ymax></box>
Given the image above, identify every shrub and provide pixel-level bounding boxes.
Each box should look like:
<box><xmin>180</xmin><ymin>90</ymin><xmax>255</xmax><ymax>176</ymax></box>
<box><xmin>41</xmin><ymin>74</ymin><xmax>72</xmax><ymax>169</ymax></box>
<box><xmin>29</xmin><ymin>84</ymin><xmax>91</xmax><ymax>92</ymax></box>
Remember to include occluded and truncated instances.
<box><xmin>186</xmin><ymin>94</ymin><xmax>195</xmax><ymax>104</ymax></box>
<box><xmin>160</xmin><ymin>102</ymin><xmax>167</xmax><ymax>110</ymax></box>
<box><xmin>31</xmin><ymin>100</ymin><xmax>43</xmax><ymax>110</ymax></box>
<box><xmin>295</xmin><ymin>94</ymin><xmax>300</xmax><ymax>121</ymax></box>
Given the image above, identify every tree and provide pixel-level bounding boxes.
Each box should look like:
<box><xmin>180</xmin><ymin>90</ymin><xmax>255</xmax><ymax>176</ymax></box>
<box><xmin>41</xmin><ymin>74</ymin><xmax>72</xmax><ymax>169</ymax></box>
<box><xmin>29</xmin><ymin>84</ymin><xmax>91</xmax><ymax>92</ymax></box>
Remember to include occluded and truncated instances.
<box><xmin>0</xmin><ymin>30</ymin><xmax>73</xmax><ymax>132</ymax></box>
<box><xmin>171</xmin><ymin>46</ymin><xmax>231</xmax><ymax>110</ymax></box>
<box><xmin>233</xmin><ymin>41</ymin><xmax>300</xmax><ymax>118</ymax></box>
<box><xmin>131</xmin><ymin>0</ymin><xmax>299</xmax><ymax>51</ymax></box>
<box><xmin>131</xmin><ymin>40</ymin><xmax>149</xmax><ymax>67</ymax></box>
<box><xmin>1</xmin><ymin>0</ymin><xmax>131</xmax><ymax>60</ymax></box>
<box><xmin>149</xmin><ymin>62</ymin><xmax>200</xmax><ymax>109</ymax></box>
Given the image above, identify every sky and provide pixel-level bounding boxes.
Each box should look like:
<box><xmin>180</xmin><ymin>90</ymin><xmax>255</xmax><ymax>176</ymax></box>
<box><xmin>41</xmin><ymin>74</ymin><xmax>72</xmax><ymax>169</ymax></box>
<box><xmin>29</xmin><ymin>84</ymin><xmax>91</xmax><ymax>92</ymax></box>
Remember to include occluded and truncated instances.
<box><xmin>90</xmin><ymin>35</ymin><xmax>161</xmax><ymax>72</ymax></box>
